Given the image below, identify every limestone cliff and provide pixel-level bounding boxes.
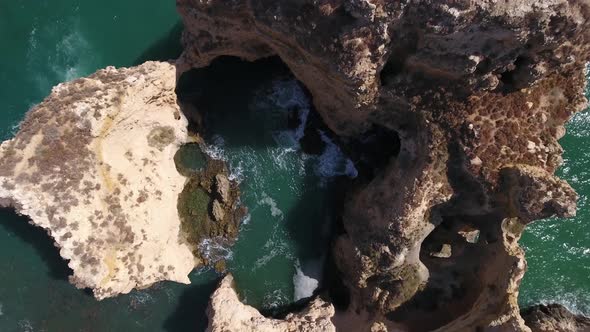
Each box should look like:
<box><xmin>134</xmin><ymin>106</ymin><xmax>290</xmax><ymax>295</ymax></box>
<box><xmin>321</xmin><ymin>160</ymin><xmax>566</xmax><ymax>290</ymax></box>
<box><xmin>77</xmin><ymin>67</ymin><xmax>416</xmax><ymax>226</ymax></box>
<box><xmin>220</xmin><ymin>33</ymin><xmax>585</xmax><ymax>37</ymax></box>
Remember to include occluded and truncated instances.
<box><xmin>177</xmin><ymin>0</ymin><xmax>590</xmax><ymax>331</ymax></box>
<box><xmin>0</xmin><ymin>61</ymin><xmax>195</xmax><ymax>299</ymax></box>
<box><xmin>207</xmin><ymin>275</ymin><xmax>336</xmax><ymax>332</ymax></box>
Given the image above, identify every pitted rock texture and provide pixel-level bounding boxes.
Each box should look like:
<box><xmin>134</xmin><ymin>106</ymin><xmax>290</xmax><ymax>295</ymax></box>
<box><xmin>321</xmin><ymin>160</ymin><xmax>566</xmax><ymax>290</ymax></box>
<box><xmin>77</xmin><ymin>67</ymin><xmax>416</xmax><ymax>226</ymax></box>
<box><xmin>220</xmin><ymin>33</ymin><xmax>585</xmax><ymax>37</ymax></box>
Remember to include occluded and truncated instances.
<box><xmin>206</xmin><ymin>275</ymin><xmax>336</xmax><ymax>332</ymax></box>
<box><xmin>178</xmin><ymin>0</ymin><xmax>590</xmax><ymax>331</ymax></box>
<box><xmin>522</xmin><ymin>304</ymin><xmax>590</xmax><ymax>332</ymax></box>
<box><xmin>0</xmin><ymin>61</ymin><xmax>195</xmax><ymax>299</ymax></box>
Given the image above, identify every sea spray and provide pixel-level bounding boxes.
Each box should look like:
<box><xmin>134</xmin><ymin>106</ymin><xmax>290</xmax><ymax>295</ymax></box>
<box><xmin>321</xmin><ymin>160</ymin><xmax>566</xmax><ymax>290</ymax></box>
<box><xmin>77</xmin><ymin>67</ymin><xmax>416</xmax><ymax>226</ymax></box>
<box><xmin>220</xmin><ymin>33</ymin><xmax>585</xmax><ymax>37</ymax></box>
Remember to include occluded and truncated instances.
<box><xmin>293</xmin><ymin>260</ymin><xmax>320</xmax><ymax>301</ymax></box>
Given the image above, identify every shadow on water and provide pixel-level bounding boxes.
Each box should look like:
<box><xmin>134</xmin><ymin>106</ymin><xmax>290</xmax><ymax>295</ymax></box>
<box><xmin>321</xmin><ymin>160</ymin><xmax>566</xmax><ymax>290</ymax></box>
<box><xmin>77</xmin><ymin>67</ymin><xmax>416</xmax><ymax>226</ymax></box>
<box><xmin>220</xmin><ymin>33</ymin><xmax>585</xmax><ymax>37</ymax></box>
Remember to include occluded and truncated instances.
<box><xmin>133</xmin><ymin>22</ymin><xmax>184</xmax><ymax>65</ymax></box>
<box><xmin>0</xmin><ymin>207</ymin><xmax>72</xmax><ymax>280</ymax></box>
<box><xmin>176</xmin><ymin>56</ymin><xmax>353</xmax><ymax>315</ymax></box>
<box><xmin>163</xmin><ymin>273</ymin><xmax>219</xmax><ymax>332</ymax></box>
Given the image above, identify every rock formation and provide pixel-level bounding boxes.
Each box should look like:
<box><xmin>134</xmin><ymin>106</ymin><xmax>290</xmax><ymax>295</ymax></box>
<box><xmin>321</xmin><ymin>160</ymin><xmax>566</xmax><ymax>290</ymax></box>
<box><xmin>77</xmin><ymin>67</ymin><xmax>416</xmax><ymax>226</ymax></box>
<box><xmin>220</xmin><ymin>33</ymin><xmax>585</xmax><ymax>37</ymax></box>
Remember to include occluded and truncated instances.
<box><xmin>177</xmin><ymin>0</ymin><xmax>590</xmax><ymax>331</ymax></box>
<box><xmin>522</xmin><ymin>304</ymin><xmax>590</xmax><ymax>332</ymax></box>
<box><xmin>0</xmin><ymin>61</ymin><xmax>196</xmax><ymax>299</ymax></box>
<box><xmin>0</xmin><ymin>0</ymin><xmax>587</xmax><ymax>329</ymax></box>
<box><xmin>206</xmin><ymin>275</ymin><xmax>336</xmax><ymax>332</ymax></box>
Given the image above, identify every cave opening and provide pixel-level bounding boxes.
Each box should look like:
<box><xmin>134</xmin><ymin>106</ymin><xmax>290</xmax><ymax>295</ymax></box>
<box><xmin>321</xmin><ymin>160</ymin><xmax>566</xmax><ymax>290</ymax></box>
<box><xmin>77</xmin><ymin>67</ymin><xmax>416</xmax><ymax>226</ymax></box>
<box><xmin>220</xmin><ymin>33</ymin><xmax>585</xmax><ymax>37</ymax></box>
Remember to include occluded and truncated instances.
<box><xmin>175</xmin><ymin>55</ymin><xmax>358</xmax><ymax>315</ymax></box>
<box><xmin>498</xmin><ymin>55</ymin><xmax>531</xmax><ymax>94</ymax></box>
<box><xmin>387</xmin><ymin>214</ymin><xmax>491</xmax><ymax>331</ymax></box>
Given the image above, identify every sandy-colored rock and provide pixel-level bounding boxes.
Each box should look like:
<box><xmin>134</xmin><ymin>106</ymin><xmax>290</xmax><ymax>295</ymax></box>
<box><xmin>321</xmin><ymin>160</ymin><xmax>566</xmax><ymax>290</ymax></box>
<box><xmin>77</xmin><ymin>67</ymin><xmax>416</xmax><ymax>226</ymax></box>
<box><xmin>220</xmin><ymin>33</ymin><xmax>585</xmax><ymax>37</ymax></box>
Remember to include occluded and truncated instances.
<box><xmin>429</xmin><ymin>244</ymin><xmax>452</xmax><ymax>258</ymax></box>
<box><xmin>211</xmin><ymin>199</ymin><xmax>225</xmax><ymax>222</ymax></box>
<box><xmin>206</xmin><ymin>275</ymin><xmax>336</xmax><ymax>332</ymax></box>
<box><xmin>0</xmin><ymin>61</ymin><xmax>195</xmax><ymax>299</ymax></box>
<box><xmin>177</xmin><ymin>0</ymin><xmax>590</xmax><ymax>331</ymax></box>
<box><xmin>215</xmin><ymin>173</ymin><xmax>230</xmax><ymax>203</ymax></box>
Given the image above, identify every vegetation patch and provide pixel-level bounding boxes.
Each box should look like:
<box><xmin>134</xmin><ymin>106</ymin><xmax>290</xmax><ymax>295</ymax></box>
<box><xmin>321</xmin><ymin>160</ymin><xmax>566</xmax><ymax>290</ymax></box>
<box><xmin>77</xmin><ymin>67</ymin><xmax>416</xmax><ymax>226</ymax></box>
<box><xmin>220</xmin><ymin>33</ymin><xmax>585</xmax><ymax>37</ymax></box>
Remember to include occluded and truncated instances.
<box><xmin>147</xmin><ymin>126</ymin><xmax>176</xmax><ymax>150</ymax></box>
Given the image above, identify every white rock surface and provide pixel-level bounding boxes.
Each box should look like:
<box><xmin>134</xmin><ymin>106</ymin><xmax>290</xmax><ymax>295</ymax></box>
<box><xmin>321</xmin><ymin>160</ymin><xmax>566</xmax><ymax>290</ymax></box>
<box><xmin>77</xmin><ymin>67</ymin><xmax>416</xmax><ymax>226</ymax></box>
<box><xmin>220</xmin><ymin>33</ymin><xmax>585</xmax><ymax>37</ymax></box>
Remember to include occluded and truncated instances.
<box><xmin>0</xmin><ymin>61</ymin><xmax>195</xmax><ymax>299</ymax></box>
<box><xmin>207</xmin><ymin>275</ymin><xmax>336</xmax><ymax>332</ymax></box>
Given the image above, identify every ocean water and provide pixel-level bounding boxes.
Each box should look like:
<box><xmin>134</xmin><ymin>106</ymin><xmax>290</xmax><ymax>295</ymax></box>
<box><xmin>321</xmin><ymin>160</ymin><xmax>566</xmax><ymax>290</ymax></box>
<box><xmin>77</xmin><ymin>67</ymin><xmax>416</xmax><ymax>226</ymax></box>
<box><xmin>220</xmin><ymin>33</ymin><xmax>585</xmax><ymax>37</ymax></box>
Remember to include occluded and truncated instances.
<box><xmin>518</xmin><ymin>67</ymin><xmax>590</xmax><ymax>315</ymax></box>
<box><xmin>176</xmin><ymin>56</ymin><xmax>357</xmax><ymax>310</ymax></box>
<box><xmin>0</xmin><ymin>1</ymin><xmax>355</xmax><ymax>330</ymax></box>
<box><xmin>0</xmin><ymin>1</ymin><xmax>588</xmax><ymax>331</ymax></box>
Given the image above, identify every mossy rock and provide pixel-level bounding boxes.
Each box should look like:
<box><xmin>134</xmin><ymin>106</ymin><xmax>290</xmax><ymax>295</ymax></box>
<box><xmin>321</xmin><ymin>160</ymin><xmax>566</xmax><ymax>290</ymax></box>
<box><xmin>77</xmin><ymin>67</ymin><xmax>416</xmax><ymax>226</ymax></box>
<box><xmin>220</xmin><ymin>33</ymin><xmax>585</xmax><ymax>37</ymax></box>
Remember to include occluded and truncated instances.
<box><xmin>174</xmin><ymin>143</ymin><xmax>207</xmax><ymax>176</ymax></box>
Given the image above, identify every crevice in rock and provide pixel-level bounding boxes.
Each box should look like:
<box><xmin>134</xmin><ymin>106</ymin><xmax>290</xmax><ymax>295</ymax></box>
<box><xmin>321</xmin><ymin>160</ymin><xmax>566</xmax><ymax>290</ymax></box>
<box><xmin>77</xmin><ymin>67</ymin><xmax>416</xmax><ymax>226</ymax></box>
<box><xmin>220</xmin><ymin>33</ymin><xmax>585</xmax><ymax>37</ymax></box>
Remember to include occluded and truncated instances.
<box><xmin>379</xmin><ymin>30</ymin><xmax>419</xmax><ymax>87</ymax></box>
<box><xmin>387</xmin><ymin>213</ymin><xmax>498</xmax><ymax>331</ymax></box>
<box><xmin>499</xmin><ymin>55</ymin><xmax>531</xmax><ymax>94</ymax></box>
<box><xmin>343</xmin><ymin>124</ymin><xmax>401</xmax><ymax>180</ymax></box>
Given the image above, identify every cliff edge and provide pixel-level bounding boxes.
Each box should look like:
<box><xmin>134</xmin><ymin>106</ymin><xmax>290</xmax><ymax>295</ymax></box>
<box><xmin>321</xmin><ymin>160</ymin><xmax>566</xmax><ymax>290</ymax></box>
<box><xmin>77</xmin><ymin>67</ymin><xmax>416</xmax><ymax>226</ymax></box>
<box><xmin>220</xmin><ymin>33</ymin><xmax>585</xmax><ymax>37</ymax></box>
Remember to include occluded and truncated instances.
<box><xmin>177</xmin><ymin>0</ymin><xmax>590</xmax><ymax>331</ymax></box>
<box><xmin>0</xmin><ymin>61</ymin><xmax>195</xmax><ymax>299</ymax></box>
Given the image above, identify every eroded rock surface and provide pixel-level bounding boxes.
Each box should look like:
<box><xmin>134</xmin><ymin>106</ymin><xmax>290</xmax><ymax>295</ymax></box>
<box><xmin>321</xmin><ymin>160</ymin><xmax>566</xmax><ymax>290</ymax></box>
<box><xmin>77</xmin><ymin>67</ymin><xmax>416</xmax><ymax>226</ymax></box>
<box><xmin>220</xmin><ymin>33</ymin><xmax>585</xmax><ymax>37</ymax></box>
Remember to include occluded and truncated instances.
<box><xmin>522</xmin><ymin>304</ymin><xmax>590</xmax><ymax>332</ymax></box>
<box><xmin>178</xmin><ymin>1</ymin><xmax>590</xmax><ymax>331</ymax></box>
<box><xmin>0</xmin><ymin>61</ymin><xmax>195</xmax><ymax>299</ymax></box>
<box><xmin>207</xmin><ymin>275</ymin><xmax>336</xmax><ymax>332</ymax></box>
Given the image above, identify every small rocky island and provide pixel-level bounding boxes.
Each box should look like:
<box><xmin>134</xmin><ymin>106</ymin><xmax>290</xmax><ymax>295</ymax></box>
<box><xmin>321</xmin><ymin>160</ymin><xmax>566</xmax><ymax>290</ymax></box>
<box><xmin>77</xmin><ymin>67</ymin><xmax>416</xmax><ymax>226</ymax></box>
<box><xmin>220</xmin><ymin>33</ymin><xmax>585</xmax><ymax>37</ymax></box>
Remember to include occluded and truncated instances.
<box><xmin>0</xmin><ymin>62</ymin><xmax>242</xmax><ymax>299</ymax></box>
<box><xmin>1</xmin><ymin>0</ymin><xmax>590</xmax><ymax>331</ymax></box>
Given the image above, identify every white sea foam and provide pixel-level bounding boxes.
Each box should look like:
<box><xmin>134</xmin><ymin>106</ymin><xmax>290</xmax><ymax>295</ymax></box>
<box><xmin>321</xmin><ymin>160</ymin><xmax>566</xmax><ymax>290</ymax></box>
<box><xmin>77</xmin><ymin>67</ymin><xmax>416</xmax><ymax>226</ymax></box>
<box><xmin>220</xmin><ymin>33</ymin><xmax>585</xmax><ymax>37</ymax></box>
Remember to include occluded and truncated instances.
<box><xmin>315</xmin><ymin>131</ymin><xmax>358</xmax><ymax>181</ymax></box>
<box><xmin>199</xmin><ymin>237</ymin><xmax>234</xmax><ymax>262</ymax></box>
<box><xmin>18</xmin><ymin>320</ymin><xmax>34</xmax><ymax>332</ymax></box>
<box><xmin>27</xmin><ymin>20</ymin><xmax>94</xmax><ymax>97</ymax></box>
<box><xmin>258</xmin><ymin>192</ymin><xmax>284</xmax><ymax>219</ymax></box>
<box><xmin>53</xmin><ymin>29</ymin><xmax>91</xmax><ymax>82</ymax></box>
<box><xmin>202</xmin><ymin>135</ymin><xmax>227</xmax><ymax>161</ymax></box>
<box><xmin>0</xmin><ymin>302</ymin><xmax>3</xmax><ymax>316</ymax></box>
<box><xmin>531</xmin><ymin>291</ymin><xmax>590</xmax><ymax>316</ymax></box>
<box><xmin>241</xmin><ymin>213</ymin><xmax>251</xmax><ymax>225</ymax></box>
<box><xmin>293</xmin><ymin>260</ymin><xmax>319</xmax><ymax>301</ymax></box>
<box><xmin>129</xmin><ymin>291</ymin><xmax>155</xmax><ymax>308</ymax></box>
<box><xmin>253</xmin><ymin>78</ymin><xmax>311</xmax><ymax>150</ymax></box>
<box><xmin>254</xmin><ymin>246</ymin><xmax>283</xmax><ymax>270</ymax></box>
<box><xmin>263</xmin><ymin>288</ymin><xmax>289</xmax><ymax>309</ymax></box>
<box><xmin>254</xmin><ymin>228</ymin><xmax>292</xmax><ymax>269</ymax></box>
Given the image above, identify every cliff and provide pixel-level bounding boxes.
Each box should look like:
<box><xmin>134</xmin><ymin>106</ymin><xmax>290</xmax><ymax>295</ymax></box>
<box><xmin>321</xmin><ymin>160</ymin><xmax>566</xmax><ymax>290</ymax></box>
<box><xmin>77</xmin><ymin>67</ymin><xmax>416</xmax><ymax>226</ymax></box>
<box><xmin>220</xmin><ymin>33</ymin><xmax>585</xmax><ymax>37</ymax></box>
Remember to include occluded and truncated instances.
<box><xmin>176</xmin><ymin>0</ymin><xmax>590</xmax><ymax>331</ymax></box>
<box><xmin>206</xmin><ymin>275</ymin><xmax>336</xmax><ymax>332</ymax></box>
<box><xmin>0</xmin><ymin>0</ymin><xmax>587</xmax><ymax>329</ymax></box>
<box><xmin>0</xmin><ymin>61</ymin><xmax>196</xmax><ymax>299</ymax></box>
<box><xmin>522</xmin><ymin>303</ymin><xmax>590</xmax><ymax>332</ymax></box>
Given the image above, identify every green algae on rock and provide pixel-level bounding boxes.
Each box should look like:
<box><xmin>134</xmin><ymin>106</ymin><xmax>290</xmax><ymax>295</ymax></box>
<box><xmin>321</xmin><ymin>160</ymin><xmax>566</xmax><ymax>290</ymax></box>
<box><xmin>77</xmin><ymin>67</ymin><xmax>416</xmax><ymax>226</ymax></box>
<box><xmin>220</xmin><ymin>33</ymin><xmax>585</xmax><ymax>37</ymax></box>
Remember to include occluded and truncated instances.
<box><xmin>175</xmin><ymin>141</ymin><xmax>245</xmax><ymax>269</ymax></box>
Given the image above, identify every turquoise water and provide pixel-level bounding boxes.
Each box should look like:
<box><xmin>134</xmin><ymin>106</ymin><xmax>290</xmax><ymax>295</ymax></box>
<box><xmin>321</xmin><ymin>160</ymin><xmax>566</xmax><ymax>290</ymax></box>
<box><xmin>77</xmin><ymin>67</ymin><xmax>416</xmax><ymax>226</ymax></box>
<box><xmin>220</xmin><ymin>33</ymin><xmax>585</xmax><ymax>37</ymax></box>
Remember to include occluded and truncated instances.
<box><xmin>0</xmin><ymin>1</ymin><xmax>588</xmax><ymax>330</ymax></box>
<box><xmin>176</xmin><ymin>57</ymin><xmax>356</xmax><ymax>309</ymax></box>
<box><xmin>519</xmin><ymin>68</ymin><xmax>590</xmax><ymax>315</ymax></box>
<box><xmin>0</xmin><ymin>1</ymin><xmax>354</xmax><ymax>330</ymax></box>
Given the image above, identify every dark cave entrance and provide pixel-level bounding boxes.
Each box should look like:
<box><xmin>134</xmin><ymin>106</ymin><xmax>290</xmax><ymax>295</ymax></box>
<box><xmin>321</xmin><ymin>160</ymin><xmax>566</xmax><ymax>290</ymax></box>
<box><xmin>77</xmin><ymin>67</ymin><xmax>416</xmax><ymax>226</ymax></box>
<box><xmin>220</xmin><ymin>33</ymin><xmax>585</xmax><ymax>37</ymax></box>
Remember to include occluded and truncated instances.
<box><xmin>175</xmin><ymin>55</ymin><xmax>358</xmax><ymax>315</ymax></box>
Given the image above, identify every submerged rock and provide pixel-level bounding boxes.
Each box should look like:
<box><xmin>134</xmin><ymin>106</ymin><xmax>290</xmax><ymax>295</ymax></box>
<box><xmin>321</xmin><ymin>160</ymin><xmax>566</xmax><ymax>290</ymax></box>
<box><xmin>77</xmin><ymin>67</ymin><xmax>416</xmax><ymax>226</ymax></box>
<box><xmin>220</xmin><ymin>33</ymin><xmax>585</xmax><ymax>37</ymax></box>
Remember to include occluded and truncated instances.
<box><xmin>0</xmin><ymin>61</ymin><xmax>195</xmax><ymax>299</ymax></box>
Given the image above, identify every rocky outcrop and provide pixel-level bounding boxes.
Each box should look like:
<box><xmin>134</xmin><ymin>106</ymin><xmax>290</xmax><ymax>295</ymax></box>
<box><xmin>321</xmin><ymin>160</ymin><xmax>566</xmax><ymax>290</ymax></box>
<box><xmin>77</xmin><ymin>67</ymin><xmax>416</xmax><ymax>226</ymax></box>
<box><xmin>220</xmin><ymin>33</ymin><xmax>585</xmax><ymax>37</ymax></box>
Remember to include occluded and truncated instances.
<box><xmin>522</xmin><ymin>304</ymin><xmax>590</xmax><ymax>332</ymax></box>
<box><xmin>0</xmin><ymin>62</ymin><xmax>197</xmax><ymax>299</ymax></box>
<box><xmin>207</xmin><ymin>275</ymin><xmax>336</xmax><ymax>332</ymax></box>
<box><xmin>177</xmin><ymin>0</ymin><xmax>590</xmax><ymax>331</ymax></box>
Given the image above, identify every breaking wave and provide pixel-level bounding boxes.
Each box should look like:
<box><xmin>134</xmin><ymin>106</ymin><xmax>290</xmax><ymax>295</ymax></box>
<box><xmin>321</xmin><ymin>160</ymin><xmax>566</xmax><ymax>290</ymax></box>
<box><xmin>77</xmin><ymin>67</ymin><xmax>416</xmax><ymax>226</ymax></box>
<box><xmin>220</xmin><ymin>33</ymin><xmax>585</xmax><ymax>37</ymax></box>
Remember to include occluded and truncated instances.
<box><xmin>293</xmin><ymin>260</ymin><xmax>319</xmax><ymax>301</ymax></box>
